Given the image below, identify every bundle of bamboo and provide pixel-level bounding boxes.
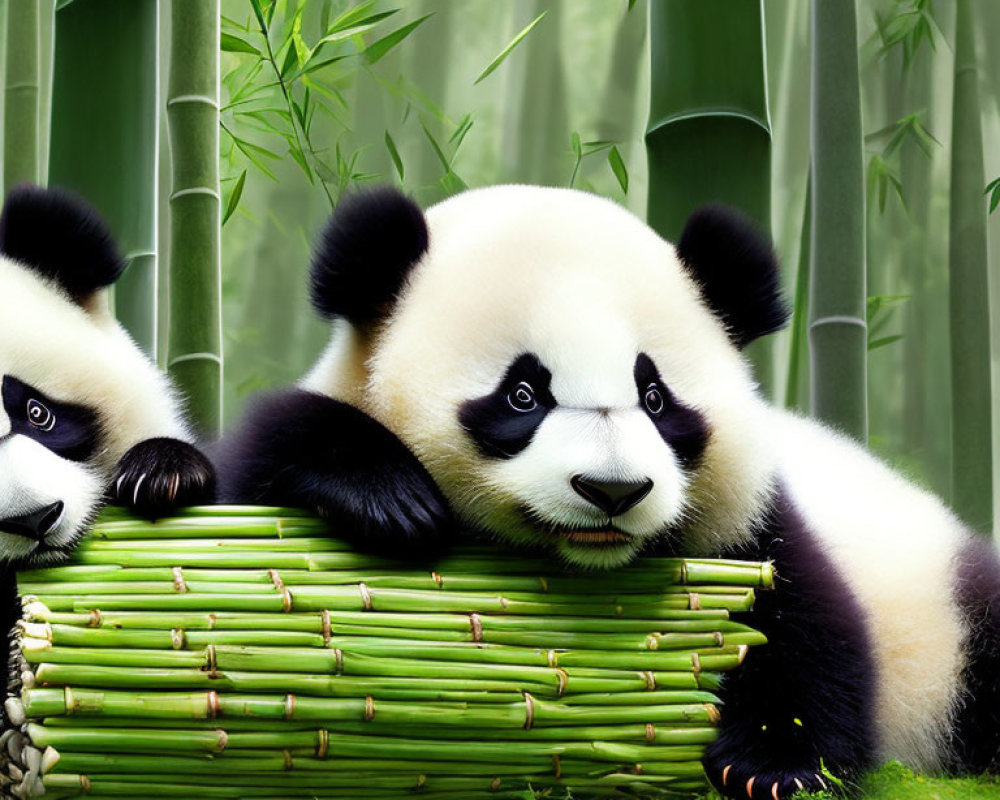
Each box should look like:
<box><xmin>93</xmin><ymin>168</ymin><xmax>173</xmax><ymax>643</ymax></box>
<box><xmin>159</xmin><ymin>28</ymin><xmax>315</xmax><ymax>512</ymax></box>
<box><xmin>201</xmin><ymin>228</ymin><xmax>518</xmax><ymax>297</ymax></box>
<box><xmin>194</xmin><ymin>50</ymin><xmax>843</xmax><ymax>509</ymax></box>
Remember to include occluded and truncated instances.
<box><xmin>1</xmin><ymin>508</ymin><xmax>772</xmax><ymax>799</ymax></box>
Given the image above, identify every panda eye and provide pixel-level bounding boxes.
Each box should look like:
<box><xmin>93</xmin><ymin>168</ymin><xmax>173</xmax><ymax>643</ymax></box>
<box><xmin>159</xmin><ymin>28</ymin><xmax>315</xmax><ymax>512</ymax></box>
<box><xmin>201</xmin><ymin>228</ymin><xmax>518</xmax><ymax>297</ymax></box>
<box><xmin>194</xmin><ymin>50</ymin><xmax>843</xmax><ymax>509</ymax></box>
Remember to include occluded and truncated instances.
<box><xmin>643</xmin><ymin>384</ymin><xmax>665</xmax><ymax>416</ymax></box>
<box><xmin>27</xmin><ymin>398</ymin><xmax>56</xmax><ymax>431</ymax></box>
<box><xmin>507</xmin><ymin>381</ymin><xmax>537</xmax><ymax>413</ymax></box>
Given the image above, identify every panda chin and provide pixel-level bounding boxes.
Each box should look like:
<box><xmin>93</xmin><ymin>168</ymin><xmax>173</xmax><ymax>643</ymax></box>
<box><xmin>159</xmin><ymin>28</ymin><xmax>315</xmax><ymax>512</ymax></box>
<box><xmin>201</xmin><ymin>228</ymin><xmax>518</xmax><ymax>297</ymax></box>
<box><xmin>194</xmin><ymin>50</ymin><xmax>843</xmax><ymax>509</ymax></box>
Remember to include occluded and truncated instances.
<box><xmin>555</xmin><ymin>535</ymin><xmax>643</xmax><ymax>570</ymax></box>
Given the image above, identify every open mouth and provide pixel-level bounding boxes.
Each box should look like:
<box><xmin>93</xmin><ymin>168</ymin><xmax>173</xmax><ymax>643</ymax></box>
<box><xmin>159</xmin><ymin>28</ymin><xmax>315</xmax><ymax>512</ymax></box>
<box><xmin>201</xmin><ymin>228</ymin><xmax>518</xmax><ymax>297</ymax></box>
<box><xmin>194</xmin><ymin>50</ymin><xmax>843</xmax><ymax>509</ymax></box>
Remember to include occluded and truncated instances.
<box><xmin>556</xmin><ymin>527</ymin><xmax>632</xmax><ymax>547</ymax></box>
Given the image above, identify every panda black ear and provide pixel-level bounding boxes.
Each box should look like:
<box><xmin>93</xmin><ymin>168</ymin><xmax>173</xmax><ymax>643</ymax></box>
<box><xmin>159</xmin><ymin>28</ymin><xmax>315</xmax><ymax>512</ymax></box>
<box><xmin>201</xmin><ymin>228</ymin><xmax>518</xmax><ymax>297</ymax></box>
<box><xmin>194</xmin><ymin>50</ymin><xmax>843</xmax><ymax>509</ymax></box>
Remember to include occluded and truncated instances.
<box><xmin>0</xmin><ymin>184</ymin><xmax>126</xmax><ymax>301</ymax></box>
<box><xmin>677</xmin><ymin>204</ymin><xmax>789</xmax><ymax>348</ymax></box>
<box><xmin>310</xmin><ymin>186</ymin><xmax>429</xmax><ymax>325</ymax></box>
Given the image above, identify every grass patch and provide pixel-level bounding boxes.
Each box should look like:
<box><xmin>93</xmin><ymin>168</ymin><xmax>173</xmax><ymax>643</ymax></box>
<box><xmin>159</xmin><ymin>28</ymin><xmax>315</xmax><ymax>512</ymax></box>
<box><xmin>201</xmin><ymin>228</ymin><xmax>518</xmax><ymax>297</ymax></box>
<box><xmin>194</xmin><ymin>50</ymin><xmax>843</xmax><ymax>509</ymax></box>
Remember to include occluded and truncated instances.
<box><xmin>695</xmin><ymin>762</ymin><xmax>1000</xmax><ymax>800</ymax></box>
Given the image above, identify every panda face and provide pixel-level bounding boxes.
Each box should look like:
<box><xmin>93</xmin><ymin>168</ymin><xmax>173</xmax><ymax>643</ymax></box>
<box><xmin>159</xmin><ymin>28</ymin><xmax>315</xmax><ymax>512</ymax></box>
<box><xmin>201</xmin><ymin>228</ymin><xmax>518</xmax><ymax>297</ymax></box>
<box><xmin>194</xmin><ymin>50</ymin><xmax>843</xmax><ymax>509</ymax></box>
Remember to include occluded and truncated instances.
<box><xmin>361</xmin><ymin>186</ymin><xmax>778</xmax><ymax>568</ymax></box>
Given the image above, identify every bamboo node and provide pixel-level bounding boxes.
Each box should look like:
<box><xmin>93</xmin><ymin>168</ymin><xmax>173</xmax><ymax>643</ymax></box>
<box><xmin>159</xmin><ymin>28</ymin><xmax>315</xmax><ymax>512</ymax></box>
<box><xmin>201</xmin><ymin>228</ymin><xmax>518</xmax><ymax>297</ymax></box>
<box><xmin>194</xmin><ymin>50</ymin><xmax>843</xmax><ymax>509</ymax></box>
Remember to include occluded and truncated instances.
<box><xmin>321</xmin><ymin>610</ymin><xmax>332</xmax><ymax>646</ymax></box>
<box><xmin>417</xmin><ymin>775</ymin><xmax>427</xmax><ymax>789</ymax></box>
<box><xmin>634</xmin><ymin>763</ymin><xmax>644</xmax><ymax>774</ymax></box>
<box><xmin>281</xmin><ymin>587</ymin><xmax>293</xmax><ymax>613</ymax></box>
<box><xmin>490</xmin><ymin>778</ymin><xmax>501</xmax><ymax>791</ymax></box>
<box><xmin>469</xmin><ymin>613</ymin><xmax>484</xmax><ymax>643</ymax></box>
<box><xmin>364</xmin><ymin>695</ymin><xmax>375</xmax><ymax>722</ymax></box>
<box><xmin>205</xmin><ymin>644</ymin><xmax>218</xmax><ymax>673</ymax></box>
<box><xmin>546</xmin><ymin>650</ymin><xmax>558</xmax><ymax>668</ymax></box>
<box><xmin>64</xmin><ymin>686</ymin><xmax>75</xmax><ymax>715</ymax></box>
<box><xmin>269</xmin><ymin>569</ymin><xmax>285</xmax><ymax>591</ymax></box>
<box><xmin>431</xmin><ymin>571</ymin><xmax>443</xmax><ymax>588</ymax></box>
<box><xmin>87</xmin><ymin>609</ymin><xmax>102</xmax><ymax>628</ymax></box>
<box><xmin>284</xmin><ymin>694</ymin><xmax>296</xmax><ymax>720</ymax></box>
<box><xmin>79</xmin><ymin>775</ymin><xmax>92</xmax><ymax>793</ymax></box>
<box><xmin>691</xmin><ymin>653</ymin><xmax>702</xmax><ymax>674</ymax></box>
<box><xmin>538</xmin><ymin>576</ymin><xmax>548</xmax><ymax>592</ymax></box>
<box><xmin>316</xmin><ymin>729</ymin><xmax>329</xmax><ymax>759</ymax></box>
<box><xmin>646</xmin><ymin>634</ymin><xmax>659</xmax><ymax>651</ymax></box>
<box><xmin>556</xmin><ymin>669</ymin><xmax>569</xmax><ymax>696</ymax></box>
<box><xmin>217</xmin><ymin>729</ymin><xmax>229</xmax><ymax>751</ymax></box>
<box><xmin>499</xmin><ymin>595</ymin><xmax>509</xmax><ymax>611</ymax></box>
<box><xmin>681</xmin><ymin>561</ymin><xmax>689</xmax><ymax>584</ymax></box>
<box><xmin>358</xmin><ymin>583</ymin><xmax>373</xmax><ymax>611</ymax></box>
<box><xmin>690</xmin><ymin>594</ymin><xmax>702</xmax><ymax>611</ymax></box>
<box><xmin>523</xmin><ymin>692</ymin><xmax>535</xmax><ymax>729</ymax></box>
<box><xmin>172</xmin><ymin>567</ymin><xmax>188</xmax><ymax>593</ymax></box>
<box><xmin>552</xmin><ymin>755</ymin><xmax>562</xmax><ymax>779</ymax></box>
<box><xmin>283</xmin><ymin>748</ymin><xmax>293</xmax><ymax>771</ymax></box>
<box><xmin>642</xmin><ymin>671</ymin><xmax>656</xmax><ymax>691</ymax></box>
<box><xmin>334</xmin><ymin>648</ymin><xmax>344</xmax><ymax>675</ymax></box>
<box><xmin>707</xmin><ymin>704</ymin><xmax>721</xmax><ymax>724</ymax></box>
<box><xmin>207</xmin><ymin>691</ymin><xmax>220</xmax><ymax>719</ymax></box>
<box><xmin>170</xmin><ymin>629</ymin><xmax>185</xmax><ymax>650</ymax></box>
<box><xmin>645</xmin><ymin>723</ymin><xmax>656</xmax><ymax>743</ymax></box>
<box><xmin>208</xmin><ymin>613</ymin><xmax>218</xmax><ymax>630</ymax></box>
<box><xmin>715</xmin><ymin>632</ymin><xmax>724</xmax><ymax>647</ymax></box>
<box><xmin>615</xmin><ymin>604</ymin><xmax>624</xmax><ymax>616</ymax></box>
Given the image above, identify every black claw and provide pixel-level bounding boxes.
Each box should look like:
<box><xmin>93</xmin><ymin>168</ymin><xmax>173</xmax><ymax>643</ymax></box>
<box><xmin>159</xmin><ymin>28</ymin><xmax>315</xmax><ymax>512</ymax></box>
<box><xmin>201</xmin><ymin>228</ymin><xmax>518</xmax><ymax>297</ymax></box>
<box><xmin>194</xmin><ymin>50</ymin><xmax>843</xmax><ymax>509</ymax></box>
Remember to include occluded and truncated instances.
<box><xmin>112</xmin><ymin>438</ymin><xmax>216</xmax><ymax>519</ymax></box>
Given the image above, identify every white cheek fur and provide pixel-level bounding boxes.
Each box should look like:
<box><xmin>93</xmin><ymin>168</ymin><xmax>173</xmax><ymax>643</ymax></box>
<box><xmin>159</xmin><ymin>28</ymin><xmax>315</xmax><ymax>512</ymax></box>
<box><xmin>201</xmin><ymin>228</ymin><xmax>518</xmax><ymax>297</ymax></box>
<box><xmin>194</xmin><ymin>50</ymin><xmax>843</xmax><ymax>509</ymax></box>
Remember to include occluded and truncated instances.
<box><xmin>0</xmin><ymin>435</ymin><xmax>102</xmax><ymax>565</ymax></box>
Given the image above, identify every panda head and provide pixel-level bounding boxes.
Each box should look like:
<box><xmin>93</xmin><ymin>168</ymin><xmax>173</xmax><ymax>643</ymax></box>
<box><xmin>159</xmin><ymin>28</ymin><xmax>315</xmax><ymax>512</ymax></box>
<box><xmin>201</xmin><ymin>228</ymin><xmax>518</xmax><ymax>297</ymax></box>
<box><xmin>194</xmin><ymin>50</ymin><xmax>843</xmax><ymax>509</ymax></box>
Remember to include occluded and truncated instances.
<box><xmin>0</xmin><ymin>186</ymin><xmax>190</xmax><ymax>568</ymax></box>
<box><xmin>306</xmin><ymin>185</ymin><xmax>787</xmax><ymax>569</ymax></box>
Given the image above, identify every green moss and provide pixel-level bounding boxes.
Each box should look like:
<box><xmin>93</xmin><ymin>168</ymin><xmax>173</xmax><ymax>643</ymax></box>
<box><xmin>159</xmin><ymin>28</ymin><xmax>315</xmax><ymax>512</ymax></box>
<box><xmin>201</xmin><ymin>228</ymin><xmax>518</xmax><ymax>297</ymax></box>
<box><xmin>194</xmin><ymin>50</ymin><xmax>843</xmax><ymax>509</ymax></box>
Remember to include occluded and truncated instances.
<box><xmin>693</xmin><ymin>762</ymin><xmax>1000</xmax><ymax>800</ymax></box>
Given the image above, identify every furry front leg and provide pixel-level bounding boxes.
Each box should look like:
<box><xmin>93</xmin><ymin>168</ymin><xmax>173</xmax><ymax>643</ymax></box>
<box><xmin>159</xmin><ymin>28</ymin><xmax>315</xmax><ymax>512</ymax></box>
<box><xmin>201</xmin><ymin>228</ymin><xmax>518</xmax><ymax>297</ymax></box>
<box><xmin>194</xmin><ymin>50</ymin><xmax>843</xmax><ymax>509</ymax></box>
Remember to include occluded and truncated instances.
<box><xmin>215</xmin><ymin>389</ymin><xmax>453</xmax><ymax>558</ymax></box>
<box><xmin>111</xmin><ymin>437</ymin><xmax>216</xmax><ymax>518</ymax></box>
<box><xmin>705</xmin><ymin>493</ymin><xmax>877</xmax><ymax>799</ymax></box>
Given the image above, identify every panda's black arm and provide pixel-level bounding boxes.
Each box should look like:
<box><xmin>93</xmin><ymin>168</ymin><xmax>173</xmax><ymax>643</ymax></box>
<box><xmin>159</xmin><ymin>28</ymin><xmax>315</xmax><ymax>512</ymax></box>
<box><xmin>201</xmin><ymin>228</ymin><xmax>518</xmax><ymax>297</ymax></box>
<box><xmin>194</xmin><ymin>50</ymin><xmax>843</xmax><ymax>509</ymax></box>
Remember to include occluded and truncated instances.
<box><xmin>0</xmin><ymin>566</ymin><xmax>19</xmax><ymax>720</ymax></box>
<box><xmin>213</xmin><ymin>388</ymin><xmax>453</xmax><ymax>560</ymax></box>
<box><xmin>703</xmin><ymin>491</ymin><xmax>877</xmax><ymax>800</ymax></box>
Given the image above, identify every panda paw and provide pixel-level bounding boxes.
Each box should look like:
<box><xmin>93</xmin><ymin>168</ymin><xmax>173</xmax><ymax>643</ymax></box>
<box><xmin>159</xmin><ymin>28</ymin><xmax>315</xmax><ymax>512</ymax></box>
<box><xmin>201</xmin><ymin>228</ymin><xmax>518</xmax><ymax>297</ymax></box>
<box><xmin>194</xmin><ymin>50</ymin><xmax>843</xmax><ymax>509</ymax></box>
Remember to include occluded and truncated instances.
<box><xmin>315</xmin><ymin>456</ymin><xmax>454</xmax><ymax>561</ymax></box>
<box><xmin>111</xmin><ymin>438</ymin><xmax>216</xmax><ymax>519</ymax></box>
<box><xmin>704</xmin><ymin>746</ymin><xmax>839</xmax><ymax>799</ymax></box>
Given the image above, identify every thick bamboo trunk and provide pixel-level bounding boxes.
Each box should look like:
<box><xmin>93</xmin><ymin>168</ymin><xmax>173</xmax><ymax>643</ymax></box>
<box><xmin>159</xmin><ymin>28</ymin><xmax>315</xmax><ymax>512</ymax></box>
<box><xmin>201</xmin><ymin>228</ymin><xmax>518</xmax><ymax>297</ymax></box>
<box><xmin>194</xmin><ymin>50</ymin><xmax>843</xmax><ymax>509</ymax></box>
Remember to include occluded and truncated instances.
<box><xmin>48</xmin><ymin>0</ymin><xmax>159</xmax><ymax>356</ymax></box>
<box><xmin>808</xmin><ymin>0</ymin><xmax>867</xmax><ymax>441</ymax></box>
<box><xmin>166</xmin><ymin>0</ymin><xmax>223</xmax><ymax>436</ymax></box>
<box><xmin>949</xmin><ymin>0</ymin><xmax>992</xmax><ymax>532</ymax></box>
<box><xmin>645</xmin><ymin>0</ymin><xmax>774</xmax><ymax>397</ymax></box>
<box><xmin>3</xmin><ymin>0</ymin><xmax>39</xmax><ymax>190</ymax></box>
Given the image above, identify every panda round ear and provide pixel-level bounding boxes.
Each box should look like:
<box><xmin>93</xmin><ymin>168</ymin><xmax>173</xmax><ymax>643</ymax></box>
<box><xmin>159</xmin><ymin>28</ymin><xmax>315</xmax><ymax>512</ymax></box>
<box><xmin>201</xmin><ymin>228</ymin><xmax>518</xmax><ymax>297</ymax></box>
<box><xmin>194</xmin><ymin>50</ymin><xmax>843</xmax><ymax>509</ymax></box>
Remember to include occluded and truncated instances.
<box><xmin>677</xmin><ymin>204</ymin><xmax>789</xmax><ymax>348</ymax></box>
<box><xmin>310</xmin><ymin>186</ymin><xmax>429</xmax><ymax>324</ymax></box>
<box><xmin>0</xmin><ymin>184</ymin><xmax>126</xmax><ymax>301</ymax></box>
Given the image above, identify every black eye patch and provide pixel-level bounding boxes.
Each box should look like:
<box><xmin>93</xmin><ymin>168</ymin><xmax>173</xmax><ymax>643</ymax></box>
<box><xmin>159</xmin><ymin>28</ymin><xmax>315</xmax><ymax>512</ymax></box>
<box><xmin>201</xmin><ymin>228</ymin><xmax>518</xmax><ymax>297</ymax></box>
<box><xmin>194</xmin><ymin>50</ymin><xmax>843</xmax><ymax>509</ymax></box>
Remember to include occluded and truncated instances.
<box><xmin>459</xmin><ymin>353</ymin><xmax>556</xmax><ymax>459</ymax></box>
<box><xmin>634</xmin><ymin>353</ymin><xmax>709</xmax><ymax>469</ymax></box>
<box><xmin>1</xmin><ymin>375</ymin><xmax>100</xmax><ymax>462</ymax></box>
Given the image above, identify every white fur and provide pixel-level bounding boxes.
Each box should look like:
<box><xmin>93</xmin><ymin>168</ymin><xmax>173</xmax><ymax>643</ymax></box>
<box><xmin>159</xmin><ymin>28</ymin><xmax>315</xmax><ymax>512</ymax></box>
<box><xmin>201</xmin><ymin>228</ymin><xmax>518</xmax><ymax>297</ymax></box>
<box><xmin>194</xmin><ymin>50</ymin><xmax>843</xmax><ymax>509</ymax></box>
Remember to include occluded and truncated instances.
<box><xmin>305</xmin><ymin>185</ymin><xmax>975</xmax><ymax>762</ymax></box>
<box><xmin>0</xmin><ymin>255</ymin><xmax>190</xmax><ymax>564</ymax></box>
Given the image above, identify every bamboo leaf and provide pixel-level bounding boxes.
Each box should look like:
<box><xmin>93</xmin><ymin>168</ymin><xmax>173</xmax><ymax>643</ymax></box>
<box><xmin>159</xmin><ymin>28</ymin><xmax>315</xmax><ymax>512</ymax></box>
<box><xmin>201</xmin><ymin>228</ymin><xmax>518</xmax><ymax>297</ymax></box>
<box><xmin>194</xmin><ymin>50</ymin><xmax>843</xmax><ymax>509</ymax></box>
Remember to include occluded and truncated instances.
<box><xmin>221</xmin><ymin>32</ymin><xmax>261</xmax><ymax>56</ymax></box>
<box><xmin>420</xmin><ymin>119</ymin><xmax>450</xmax><ymax>171</ymax></box>
<box><xmin>608</xmin><ymin>146</ymin><xmax>629</xmax><ymax>193</ymax></box>
<box><xmin>473</xmin><ymin>11</ymin><xmax>546</xmax><ymax>85</ymax></box>
<box><xmin>222</xmin><ymin>170</ymin><xmax>247</xmax><ymax>226</ymax></box>
<box><xmin>985</xmin><ymin>177</ymin><xmax>1000</xmax><ymax>214</ymax></box>
<box><xmin>316</xmin><ymin>10</ymin><xmax>398</xmax><ymax>45</ymax></box>
<box><xmin>249</xmin><ymin>0</ymin><xmax>267</xmax><ymax>33</ymax></box>
<box><xmin>384</xmin><ymin>131</ymin><xmax>404</xmax><ymax>181</ymax></box>
<box><xmin>287</xmin><ymin>145</ymin><xmax>313</xmax><ymax>183</ymax></box>
<box><xmin>365</xmin><ymin>15</ymin><xmax>432</xmax><ymax>65</ymax></box>
<box><xmin>868</xmin><ymin>334</ymin><xmax>904</xmax><ymax>352</ymax></box>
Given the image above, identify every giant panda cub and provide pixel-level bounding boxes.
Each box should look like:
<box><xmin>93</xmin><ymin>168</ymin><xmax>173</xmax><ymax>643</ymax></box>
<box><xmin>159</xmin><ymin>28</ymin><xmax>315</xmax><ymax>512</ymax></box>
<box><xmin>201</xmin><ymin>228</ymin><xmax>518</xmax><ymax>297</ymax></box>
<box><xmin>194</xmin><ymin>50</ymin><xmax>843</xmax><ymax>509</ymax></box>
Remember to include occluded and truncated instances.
<box><xmin>217</xmin><ymin>185</ymin><xmax>1000</xmax><ymax>797</ymax></box>
<box><xmin>0</xmin><ymin>186</ymin><xmax>216</xmax><ymax>707</ymax></box>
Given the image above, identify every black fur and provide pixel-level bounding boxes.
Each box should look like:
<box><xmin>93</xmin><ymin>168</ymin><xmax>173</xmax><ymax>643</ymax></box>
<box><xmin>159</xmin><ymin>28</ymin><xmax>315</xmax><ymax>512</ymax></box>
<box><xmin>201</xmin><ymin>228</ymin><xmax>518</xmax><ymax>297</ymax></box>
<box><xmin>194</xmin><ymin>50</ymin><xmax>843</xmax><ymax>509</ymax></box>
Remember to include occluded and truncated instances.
<box><xmin>111</xmin><ymin>438</ymin><xmax>216</xmax><ymax>519</ymax></box>
<box><xmin>214</xmin><ymin>389</ymin><xmax>453</xmax><ymax>560</ymax></box>
<box><xmin>0</xmin><ymin>184</ymin><xmax>126</xmax><ymax>300</ymax></box>
<box><xmin>704</xmin><ymin>489</ymin><xmax>877</xmax><ymax>799</ymax></box>
<box><xmin>309</xmin><ymin>187</ymin><xmax>429</xmax><ymax>324</ymax></box>
<box><xmin>0</xmin><ymin>566</ymin><xmax>17</xmax><ymax>719</ymax></box>
<box><xmin>678</xmin><ymin>205</ymin><xmax>789</xmax><ymax>348</ymax></box>
<box><xmin>633</xmin><ymin>353</ymin><xmax>709</xmax><ymax>469</ymax></box>
<box><xmin>951</xmin><ymin>538</ymin><xmax>1000</xmax><ymax>772</ymax></box>
<box><xmin>459</xmin><ymin>353</ymin><xmax>556</xmax><ymax>460</ymax></box>
<box><xmin>1</xmin><ymin>375</ymin><xmax>101</xmax><ymax>462</ymax></box>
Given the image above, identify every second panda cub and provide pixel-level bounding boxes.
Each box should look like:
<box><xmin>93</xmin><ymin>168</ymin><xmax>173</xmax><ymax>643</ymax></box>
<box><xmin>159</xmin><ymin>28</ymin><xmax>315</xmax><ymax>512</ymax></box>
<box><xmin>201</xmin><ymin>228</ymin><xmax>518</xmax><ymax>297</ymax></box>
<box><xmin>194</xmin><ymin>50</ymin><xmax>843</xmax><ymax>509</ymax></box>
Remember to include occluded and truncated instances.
<box><xmin>217</xmin><ymin>186</ymin><xmax>1000</xmax><ymax>798</ymax></box>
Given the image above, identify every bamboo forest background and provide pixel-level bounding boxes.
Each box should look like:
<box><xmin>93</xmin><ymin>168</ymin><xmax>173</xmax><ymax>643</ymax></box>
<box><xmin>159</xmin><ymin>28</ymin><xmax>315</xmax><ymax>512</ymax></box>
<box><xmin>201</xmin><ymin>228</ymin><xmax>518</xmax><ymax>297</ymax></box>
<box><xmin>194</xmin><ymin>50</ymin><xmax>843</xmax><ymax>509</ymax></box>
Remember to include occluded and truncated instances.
<box><xmin>1</xmin><ymin>0</ymin><xmax>999</xmax><ymax>534</ymax></box>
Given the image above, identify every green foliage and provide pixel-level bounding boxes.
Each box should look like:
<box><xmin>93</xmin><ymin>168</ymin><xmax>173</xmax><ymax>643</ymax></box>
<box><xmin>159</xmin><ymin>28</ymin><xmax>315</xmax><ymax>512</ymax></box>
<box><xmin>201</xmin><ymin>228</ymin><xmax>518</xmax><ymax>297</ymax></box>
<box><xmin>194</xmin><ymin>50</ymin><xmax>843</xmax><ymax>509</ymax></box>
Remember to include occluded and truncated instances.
<box><xmin>473</xmin><ymin>11</ymin><xmax>547</xmax><ymax>85</ymax></box>
<box><xmin>867</xmin><ymin>295</ymin><xmax>908</xmax><ymax>352</ymax></box>
<box><xmin>568</xmin><ymin>133</ymin><xmax>627</xmax><ymax>195</ymax></box>
<box><xmin>864</xmin><ymin>112</ymin><xmax>938</xmax><ymax>214</ymax></box>
<box><xmin>874</xmin><ymin>0</ymin><xmax>940</xmax><ymax>68</ymax></box>
<box><xmin>986</xmin><ymin>176</ymin><xmax>1000</xmax><ymax>215</ymax></box>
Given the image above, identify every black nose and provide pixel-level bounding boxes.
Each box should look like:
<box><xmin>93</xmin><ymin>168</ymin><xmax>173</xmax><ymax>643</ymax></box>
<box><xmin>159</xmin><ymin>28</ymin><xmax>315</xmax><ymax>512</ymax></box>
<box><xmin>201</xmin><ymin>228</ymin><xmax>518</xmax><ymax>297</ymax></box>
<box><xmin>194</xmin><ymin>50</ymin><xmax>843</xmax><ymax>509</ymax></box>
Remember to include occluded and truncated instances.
<box><xmin>0</xmin><ymin>501</ymin><xmax>65</xmax><ymax>542</ymax></box>
<box><xmin>570</xmin><ymin>476</ymin><xmax>653</xmax><ymax>517</ymax></box>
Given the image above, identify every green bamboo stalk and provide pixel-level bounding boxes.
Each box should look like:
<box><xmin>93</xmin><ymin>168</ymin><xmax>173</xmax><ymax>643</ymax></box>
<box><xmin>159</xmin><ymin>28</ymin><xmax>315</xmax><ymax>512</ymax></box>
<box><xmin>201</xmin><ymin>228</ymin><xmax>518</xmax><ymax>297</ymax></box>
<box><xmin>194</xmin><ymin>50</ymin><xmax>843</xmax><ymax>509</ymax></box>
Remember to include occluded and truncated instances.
<box><xmin>784</xmin><ymin>172</ymin><xmax>812</xmax><ymax>410</ymax></box>
<box><xmin>808</xmin><ymin>0</ymin><xmax>867</xmax><ymax>441</ymax></box>
<box><xmin>645</xmin><ymin>0</ymin><xmax>775</xmax><ymax>397</ymax></box>
<box><xmin>949</xmin><ymin>0</ymin><xmax>993</xmax><ymax>533</ymax></box>
<box><xmin>36</xmin><ymin>0</ymin><xmax>54</xmax><ymax>186</ymax></box>
<box><xmin>3</xmin><ymin>0</ymin><xmax>39</xmax><ymax>190</ymax></box>
<box><xmin>45</xmin><ymin>0</ymin><xmax>158</xmax><ymax>354</ymax></box>
<box><xmin>166</xmin><ymin>0</ymin><xmax>222</xmax><ymax>436</ymax></box>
